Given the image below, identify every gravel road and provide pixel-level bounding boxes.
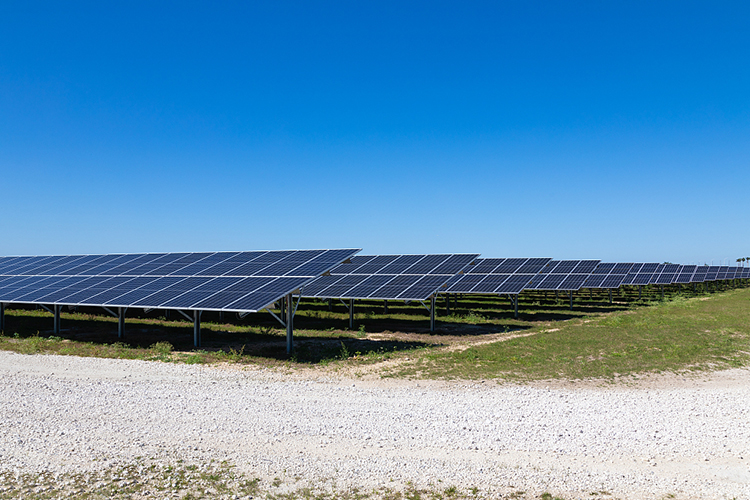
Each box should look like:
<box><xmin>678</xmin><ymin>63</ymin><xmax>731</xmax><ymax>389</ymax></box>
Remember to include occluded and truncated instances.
<box><xmin>0</xmin><ymin>351</ymin><xmax>748</xmax><ymax>499</ymax></box>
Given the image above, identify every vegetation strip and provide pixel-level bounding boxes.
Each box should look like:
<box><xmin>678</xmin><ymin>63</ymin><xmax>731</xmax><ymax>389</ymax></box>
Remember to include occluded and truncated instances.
<box><xmin>0</xmin><ymin>286</ymin><xmax>748</xmax><ymax>381</ymax></box>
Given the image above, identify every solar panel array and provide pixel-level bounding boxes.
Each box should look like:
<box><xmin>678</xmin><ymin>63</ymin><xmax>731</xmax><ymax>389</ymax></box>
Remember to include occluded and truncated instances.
<box><xmin>582</xmin><ymin>263</ymin><xmax>635</xmax><ymax>289</ymax></box>
<box><xmin>302</xmin><ymin>254</ymin><xmax>479</xmax><ymax>301</ymax></box>
<box><xmin>0</xmin><ymin>250</ymin><xmax>359</xmax><ymax>313</ymax></box>
<box><xmin>526</xmin><ymin>260</ymin><xmax>601</xmax><ymax>291</ymax></box>
<box><xmin>1</xmin><ymin>250</ymin><xmax>747</xmax><ymax>313</ymax></box>
<box><xmin>445</xmin><ymin>258</ymin><xmax>552</xmax><ymax>295</ymax></box>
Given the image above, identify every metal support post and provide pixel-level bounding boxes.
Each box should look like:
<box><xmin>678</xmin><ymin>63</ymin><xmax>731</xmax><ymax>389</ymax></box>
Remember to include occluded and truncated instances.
<box><xmin>638</xmin><ymin>286</ymin><xmax>642</xmax><ymax>300</ymax></box>
<box><xmin>660</xmin><ymin>285</ymin><xmax>664</xmax><ymax>299</ymax></box>
<box><xmin>384</xmin><ymin>300</ymin><xmax>388</xmax><ymax>314</ymax></box>
<box><xmin>219</xmin><ymin>311</ymin><xmax>224</xmax><ymax>322</ymax></box>
<box><xmin>118</xmin><ymin>307</ymin><xmax>125</xmax><ymax>339</ymax></box>
<box><xmin>328</xmin><ymin>298</ymin><xmax>332</xmax><ymax>311</ymax></box>
<box><xmin>430</xmin><ymin>296</ymin><xmax>436</xmax><ymax>332</ymax></box>
<box><xmin>193</xmin><ymin>310</ymin><xmax>201</xmax><ymax>347</ymax></box>
<box><xmin>349</xmin><ymin>299</ymin><xmax>354</xmax><ymax>329</ymax></box>
<box><xmin>286</xmin><ymin>293</ymin><xmax>293</xmax><ymax>354</ymax></box>
<box><xmin>608</xmin><ymin>289</ymin><xmax>612</xmax><ymax>304</ymax></box>
<box><xmin>569</xmin><ymin>291</ymin><xmax>573</xmax><ymax>311</ymax></box>
<box><xmin>693</xmin><ymin>283</ymin><xmax>696</xmax><ymax>292</ymax></box>
<box><xmin>53</xmin><ymin>304</ymin><xmax>61</xmax><ymax>334</ymax></box>
<box><xmin>445</xmin><ymin>294</ymin><xmax>450</xmax><ymax>315</ymax></box>
<box><xmin>0</xmin><ymin>302</ymin><xmax>4</xmax><ymax>332</ymax></box>
<box><xmin>514</xmin><ymin>295</ymin><xmax>519</xmax><ymax>318</ymax></box>
<box><xmin>453</xmin><ymin>293</ymin><xmax>458</xmax><ymax>310</ymax></box>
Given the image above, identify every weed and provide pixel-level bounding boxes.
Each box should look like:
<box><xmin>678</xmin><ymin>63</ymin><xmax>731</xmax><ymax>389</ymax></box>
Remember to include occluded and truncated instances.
<box><xmin>339</xmin><ymin>341</ymin><xmax>350</xmax><ymax>360</ymax></box>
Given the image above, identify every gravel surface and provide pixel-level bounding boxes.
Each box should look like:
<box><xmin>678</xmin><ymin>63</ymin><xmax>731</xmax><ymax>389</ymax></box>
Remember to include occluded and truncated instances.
<box><xmin>1</xmin><ymin>351</ymin><xmax>749</xmax><ymax>499</ymax></box>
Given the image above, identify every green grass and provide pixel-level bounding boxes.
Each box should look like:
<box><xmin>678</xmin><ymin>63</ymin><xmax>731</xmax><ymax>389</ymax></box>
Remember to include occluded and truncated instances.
<box><xmin>0</xmin><ymin>456</ymin><xmax>571</xmax><ymax>500</ymax></box>
<box><xmin>387</xmin><ymin>289</ymin><xmax>750</xmax><ymax>380</ymax></box>
<box><xmin>1</xmin><ymin>284</ymin><xmax>749</xmax><ymax>381</ymax></box>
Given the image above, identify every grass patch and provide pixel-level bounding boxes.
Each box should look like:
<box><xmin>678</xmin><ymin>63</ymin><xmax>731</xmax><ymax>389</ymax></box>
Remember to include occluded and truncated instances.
<box><xmin>0</xmin><ymin>457</ymin><xmax>571</xmax><ymax>500</ymax></box>
<box><xmin>1</xmin><ymin>284</ymin><xmax>749</xmax><ymax>381</ymax></box>
<box><xmin>387</xmin><ymin>289</ymin><xmax>750</xmax><ymax>380</ymax></box>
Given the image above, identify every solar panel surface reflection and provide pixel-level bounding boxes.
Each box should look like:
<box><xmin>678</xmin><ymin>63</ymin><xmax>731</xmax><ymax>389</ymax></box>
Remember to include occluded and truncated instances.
<box><xmin>526</xmin><ymin>260</ymin><xmax>600</xmax><ymax>291</ymax></box>
<box><xmin>302</xmin><ymin>254</ymin><xmax>479</xmax><ymax>301</ymax></box>
<box><xmin>445</xmin><ymin>258</ymin><xmax>552</xmax><ymax>295</ymax></box>
<box><xmin>0</xmin><ymin>249</ymin><xmax>359</xmax><ymax>313</ymax></box>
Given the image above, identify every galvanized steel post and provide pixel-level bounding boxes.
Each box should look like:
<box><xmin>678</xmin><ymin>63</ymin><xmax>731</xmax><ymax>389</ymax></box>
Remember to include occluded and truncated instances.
<box><xmin>349</xmin><ymin>299</ymin><xmax>354</xmax><ymax>329</ymax></box>
<box><xmin>286</xmin><ymin>293</ymin><xmax>293</xmax><ymax>354</ymax></box>
<box><xmin>118</xmin><ymin>307</ymin><xmax>125</xmax><ymax>338</ymax></box>
<box><xmin>53</xmin><ymin>304</ymin><xmax>61</xmax><ymax>334</ymax></box>
<box><xmin>430</xmin><ymin>296</ymin><xmax>436</xmax><ymax>331</ymax></box>
<box><xmin>193</xmin><ymin>310</ymin><xmax>201</xmax><ymax>347</ymax></box>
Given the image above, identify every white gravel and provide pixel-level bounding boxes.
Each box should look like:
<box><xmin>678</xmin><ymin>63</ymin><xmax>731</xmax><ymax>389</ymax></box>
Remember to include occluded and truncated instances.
<box><xmin>0</xmin><ymin>351</ymin><xmax>748</xmax><ymax>499</ymax></box>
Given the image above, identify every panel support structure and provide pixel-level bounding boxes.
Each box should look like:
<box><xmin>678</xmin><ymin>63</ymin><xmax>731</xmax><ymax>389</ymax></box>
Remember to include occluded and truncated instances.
<box><xmin>513</xmin><ymin>294</ymin><xmax>519</xmax><ymax>318</ymax></box>
<box><xmin>53</xmin><ymin>304</ymin><xmax>61</xmax><ymax>334</ymax></box>
<box><xmin>193</xmin><ymin>310</ymin><xmax>201</xmax><ymax>347</ymax></box>
<box><xmin>349</xmin><ymin>299</ymin><xmax>354</xmax><ymax>329</ymax></box>
<box><xmin>569</xmin><ymin>291</ymin><xmax>573</xmax><ymax>311</ymax></box>
<box><xmin>608</xmin><ymin>289</ymin><xmax>613</xmax><ymax>304</ymax></box>
<box><xmin>445</xmin><ymin>294</ymin><xmax>450</xmax><ymax>315</ymax></box>
<box><xmin>0</xmin><ymin>302</ymin><xmax>4</xmax><ymax>332</ymax></box>
<box><xmin>384</xmin><ymin>300</ymin><xmax>388</xmax><ymax>314</ymax></box>
<box><xmin>118</xmin><ymin>307</ymin><xmax>125</xmax><ymax>339</ymax></box>
<box><xmin>286</xmin><ymin>293</ymin><xmax>294</xmax><ymax>354</ymax></box>
<box><xmin>430</xmin><ymin>296</ymin><xmax>436</xmax><ymax>332</ymax></box>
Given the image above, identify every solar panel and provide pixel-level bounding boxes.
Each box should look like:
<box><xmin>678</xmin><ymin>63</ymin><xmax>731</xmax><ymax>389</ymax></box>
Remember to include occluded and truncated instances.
<box><xmin>704</xmin><ymin>266</ymin><xmax>720</xmax><ymax>281</ymax></box>
<box><xmin>674</xmin><ymin>265</ymin><xmax>697</xmax><ymax>284</ymax></box>
<box><xmin>445</xmin><ymin>257</ymin><xmax>552</xmax><ymax>295</ymax></box>
<box><xmin>691</xmin><ymin>265</ymin><xmax>709</xmax><ymax>283</ymax></box>
<box><xmin>0</xmin><ymin>249</ymin><xmax>360</xmax><ymax>313</ymax></box>
<box><xmin>652</xmin><ymin>264</ymin><xmax>681</xmax><ymax>285</ymax></box>
<box><xmin>526</xmin><ymin>260</ymin><xmax>601</xmax><ymax>291</ymax></box>
<box><xmin>582</xmin><ymin>263</ymin><xmax>635</xmax><ymax>288</ymax></box>
<box><xmin>620</xmin><ymin>263</ymin><xmax>660</xmax><ymax>286</ymax></box>
<box><xmin>302</xmin><ymin>254</ymin><xmax>479</xmax><ymax>301</ymax></box>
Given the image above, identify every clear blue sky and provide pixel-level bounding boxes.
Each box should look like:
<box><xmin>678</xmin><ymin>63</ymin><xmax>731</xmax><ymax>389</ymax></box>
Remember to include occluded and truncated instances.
<box><xmin>1</xmin><ymin>1</ymin><xmax>748</xmax><ymax>264</ymax></box>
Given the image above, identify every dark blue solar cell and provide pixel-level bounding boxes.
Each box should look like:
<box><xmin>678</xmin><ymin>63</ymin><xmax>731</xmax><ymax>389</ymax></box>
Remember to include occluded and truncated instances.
<box><xmin>516</xmin><ymin>258</ymin><xmax>552</xmax><ymax>274</ymax></box>
<box><xmin>558</xmin><ymin>274</ymin><xmax>587</xmax><ymax>290</ymax></box>
<box><xmin>572</xmin><ymin>260</ymin><xmax>599</xmax><ymax>274</ymax></box>
<box><xmin>445</xmin><ymin>274</ymin><xmax>485</xmax><ymax>293</ymax></box>
<box><xmin>223</xmin><ymin>277</ymin><xmax>274</xmax><ymax>293</ymax></box>
<box><xmin>493</xmin><ymin>258</ymin><xmax>527</xmax><ymax>273</ymax></box>
<box><xmin>377</xmin><ymin>255</ymin><xmax>427</xmax><ymax>274</ymax></box>
<box><xmin>343</xmin><ymin>275</ymin><xmax>396</xmax><ymax>298</ymax></box>
<box><xmin>226</xmin><ymin>292</ymin><xmax>280</xmax><ymax>312</ymax></box>
<box><xmin>536</xmin><ymin>274</ymin><xmax>567</xmax><ymax>290</ymax></box>
<box><xmin>601</xmin><ymin>275</ymin><xmax>626</xmax><ymax>288</ymax></box>
<box><xmin>192</xmin><ymin>291</ymin><xmax>251</xmax><ymax>310</ymax></box>
<box><xmin>583</xmin><ymin>275</ymin><xmax>607</xmax><ymax>288</ymax></box>
<box><xmin>301</xmin><ymin>275</ymin><xmax>345</xmax><ymax>296</ymax></box>
<box><xmin>469</xmin><ymin>259</ymin><xmax>505</xmax><ymax>274</ymax></box>
<box><xmin>174</xmin><ymin>253</ymin><xmax>237</xmax><ymax>275</ymax></box>
<box><xmin>397</xmin><ymin>275</ymin><xmax>450</xmax><ymax>299</ymax></box>
<box><xmin>632</xmin><ymin>273</ymin><xmax>654</xmax><ymax>285</ymax></box>
<box><xmin>284</xmin><ymin>261</ymin><xmax>338</xmax><ymax>277</ymax></box>
<box><xmin>591</xmin><ymin>263</ymin><xmax>616</xmax><ymax>275</ymax></box>
<box><xmin>403</xmin><ymin>255</ymin><xmax>450</xmax><ymax>274</ymax></box>
<box><xmin>160</xmin><ymin>291</ymin><xmax>220</xmax><ymax>309</ymax></box>
<box><xmin>612</xmin><ymin>263</ymin><xmax>635</xmax><ymax>274</ymax></box>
